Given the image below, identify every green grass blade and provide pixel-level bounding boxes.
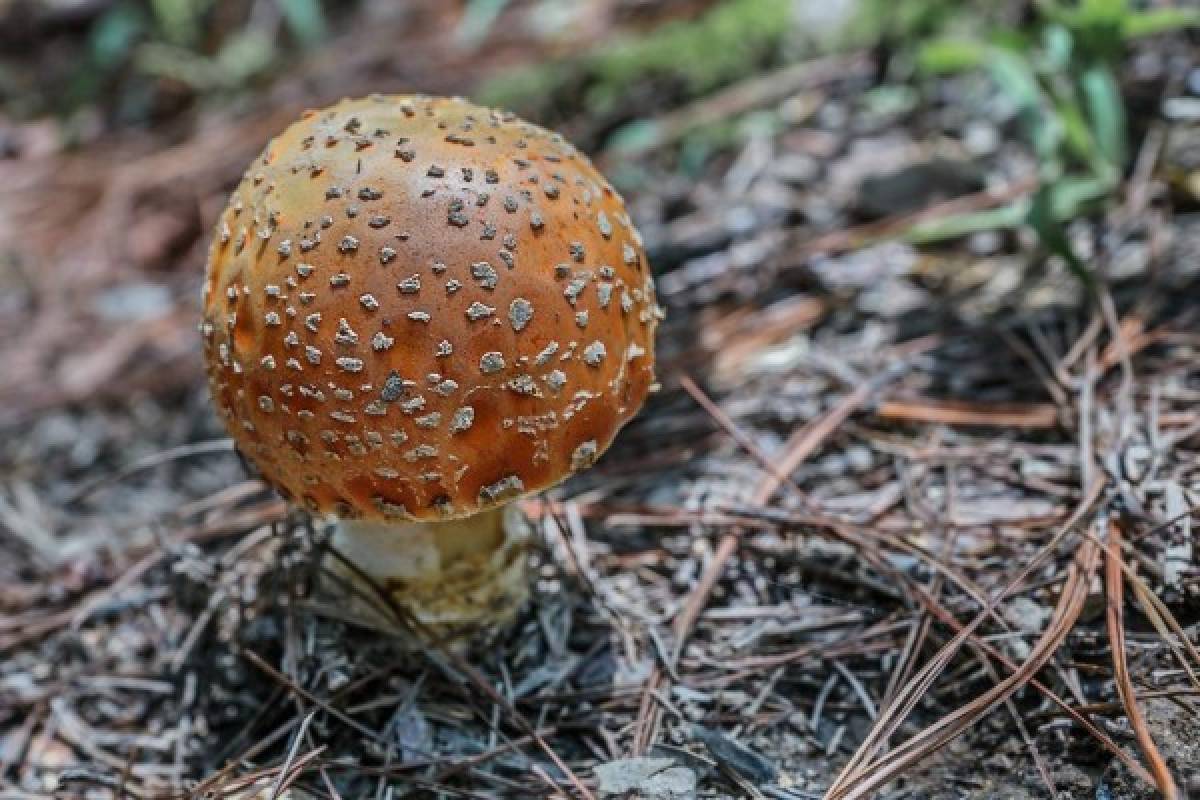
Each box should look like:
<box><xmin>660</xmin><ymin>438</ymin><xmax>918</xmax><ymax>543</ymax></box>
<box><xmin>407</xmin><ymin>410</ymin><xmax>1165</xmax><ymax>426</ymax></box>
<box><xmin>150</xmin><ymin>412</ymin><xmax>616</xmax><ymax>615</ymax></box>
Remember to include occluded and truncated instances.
<box><xmin>905</xmin><ymin>201</ymin><xmax>1030</xmax><ymax>244</ymax></box>
<box><xmin>1080</xmin><ymin>63</ymin><xmax>1127</xmax><ymax>169</ymax></box>
<box><xmin>1121</xmin><ymin>8</ymin><xmax>1200</xmax><ymax>38</ymax></box>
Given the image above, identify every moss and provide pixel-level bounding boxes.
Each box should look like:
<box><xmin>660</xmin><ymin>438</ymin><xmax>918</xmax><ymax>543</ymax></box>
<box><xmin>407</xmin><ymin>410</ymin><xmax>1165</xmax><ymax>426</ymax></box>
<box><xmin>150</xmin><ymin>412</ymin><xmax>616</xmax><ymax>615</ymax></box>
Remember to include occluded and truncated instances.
<box><xmin>843</xmin><ymin>0</ymin><xmax>1008</xmax><ymax>55</ymax></box>
<box><xmin>589</xmin><ymin>0</ymin><xmax>792</xmax><ymax>95</ymax></box>
<box><xmin>478</xmin><ymin>0</ymin><xmax>794</xmax><ymax>119</ymax></box>
<box><xmin>477</xmin><ymin>62</ymin><xmax>567</xmax><ymax>117</ymax></box>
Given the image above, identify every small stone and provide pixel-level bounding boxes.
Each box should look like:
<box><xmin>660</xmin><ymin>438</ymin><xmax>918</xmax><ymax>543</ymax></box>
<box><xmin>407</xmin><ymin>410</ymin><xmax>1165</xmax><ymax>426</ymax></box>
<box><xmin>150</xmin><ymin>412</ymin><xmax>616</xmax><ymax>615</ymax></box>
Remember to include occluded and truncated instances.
<box><xmin>594</xmin><ymin>757</ymin><xmax>697</xmax><ymax>799</ymax></box>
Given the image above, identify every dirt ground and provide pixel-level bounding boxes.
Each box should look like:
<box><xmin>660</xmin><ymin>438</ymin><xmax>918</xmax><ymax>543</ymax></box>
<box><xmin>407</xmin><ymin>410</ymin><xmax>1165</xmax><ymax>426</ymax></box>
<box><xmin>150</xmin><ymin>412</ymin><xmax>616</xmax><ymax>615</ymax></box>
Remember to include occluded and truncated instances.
<box><xmin>2</xmin><ymin>1</ymin><xmax>1200</xmax><ymax>798</ymax></box>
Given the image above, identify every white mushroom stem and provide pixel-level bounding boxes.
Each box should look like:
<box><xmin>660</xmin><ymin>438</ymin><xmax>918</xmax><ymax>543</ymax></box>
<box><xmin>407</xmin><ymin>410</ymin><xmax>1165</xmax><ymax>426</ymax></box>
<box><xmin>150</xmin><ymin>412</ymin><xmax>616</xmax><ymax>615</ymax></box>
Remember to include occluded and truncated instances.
<box><xmin>327</xmin><ymin>504</ymin><xmax>532</xmax><ymax>637</ymax></box>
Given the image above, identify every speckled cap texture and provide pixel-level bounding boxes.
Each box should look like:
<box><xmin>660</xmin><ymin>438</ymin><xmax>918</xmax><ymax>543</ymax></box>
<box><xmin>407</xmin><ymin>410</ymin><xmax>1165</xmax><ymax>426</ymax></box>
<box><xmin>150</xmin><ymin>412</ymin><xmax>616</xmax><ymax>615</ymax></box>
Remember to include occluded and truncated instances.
<box><xmin>201</xmin><ymin>94</ymin><xmax>659</xmax><ymax>521</ymax></box>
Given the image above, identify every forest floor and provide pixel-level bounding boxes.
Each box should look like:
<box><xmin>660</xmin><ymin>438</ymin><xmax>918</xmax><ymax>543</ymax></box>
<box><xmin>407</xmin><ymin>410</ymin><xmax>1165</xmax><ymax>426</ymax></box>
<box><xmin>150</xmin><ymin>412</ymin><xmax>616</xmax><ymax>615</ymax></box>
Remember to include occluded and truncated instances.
<box><xmin>2</xmin><ymin>1</ymin><xmax>1200</xmax><ymax>798</ymax></box>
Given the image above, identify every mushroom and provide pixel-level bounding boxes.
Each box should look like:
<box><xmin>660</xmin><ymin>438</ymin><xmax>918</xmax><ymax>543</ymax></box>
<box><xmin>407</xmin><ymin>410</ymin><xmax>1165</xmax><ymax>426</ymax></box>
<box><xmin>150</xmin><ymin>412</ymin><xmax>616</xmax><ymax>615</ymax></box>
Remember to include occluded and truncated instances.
<box><xmin>200</xmin><ymin>94</ymin><xmax>660</xmax><ymax>637</ymax></box>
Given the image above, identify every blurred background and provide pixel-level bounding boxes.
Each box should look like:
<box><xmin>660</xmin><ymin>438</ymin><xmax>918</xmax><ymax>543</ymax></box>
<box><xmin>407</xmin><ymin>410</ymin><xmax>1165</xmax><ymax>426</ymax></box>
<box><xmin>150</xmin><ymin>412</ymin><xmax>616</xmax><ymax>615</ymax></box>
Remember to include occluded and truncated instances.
<box><xmin>2</xmin><ymin>0</ymin><xmax>1196</xmax><ymax>505</ymax></box>
<box><xmin>0</xmin><ymin>0</ymin><xmax>872</xmax><ymax>461</ymax></box>
<box><xmin>3</xmin><ymin>1</ymin><xmax>1200</xmax><ymax>798</ymax></box>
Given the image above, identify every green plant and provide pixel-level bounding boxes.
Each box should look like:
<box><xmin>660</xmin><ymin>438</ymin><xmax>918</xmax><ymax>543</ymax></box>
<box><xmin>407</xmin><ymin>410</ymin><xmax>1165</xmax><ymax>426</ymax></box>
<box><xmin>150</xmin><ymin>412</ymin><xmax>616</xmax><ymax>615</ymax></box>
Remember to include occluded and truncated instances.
<box><xmin>908</xmin><ymin>0</ymin><xmax>1199</xmax><ymax>284</ymax></box>
<box><xmin>135</xmin><ymin>0</ymin><xmax>325</xmax><ymax>90</ymax></box>
<box><xmin>44</xmin><ymin>0</ymin><xmax>329</xmax><ymax>121</ymax></box>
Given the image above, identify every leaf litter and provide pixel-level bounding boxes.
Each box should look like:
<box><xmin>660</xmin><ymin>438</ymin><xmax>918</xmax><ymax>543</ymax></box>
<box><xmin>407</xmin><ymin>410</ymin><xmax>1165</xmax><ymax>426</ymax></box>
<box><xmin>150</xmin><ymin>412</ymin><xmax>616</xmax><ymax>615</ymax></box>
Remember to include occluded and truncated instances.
<box><xmin>2</xmin><ymin>2</ymin><xmax>1200</xmax><ymax>798</ymax></box>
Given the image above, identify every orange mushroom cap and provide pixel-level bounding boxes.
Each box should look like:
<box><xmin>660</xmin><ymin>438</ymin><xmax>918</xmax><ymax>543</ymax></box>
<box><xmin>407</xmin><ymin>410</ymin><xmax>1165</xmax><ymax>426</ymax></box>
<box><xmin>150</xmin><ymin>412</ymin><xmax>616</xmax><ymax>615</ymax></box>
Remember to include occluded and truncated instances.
<box><xmin>201</xmin><ymin>94</ymin><xmax>659</xmax><ymax>521</ymax></box>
